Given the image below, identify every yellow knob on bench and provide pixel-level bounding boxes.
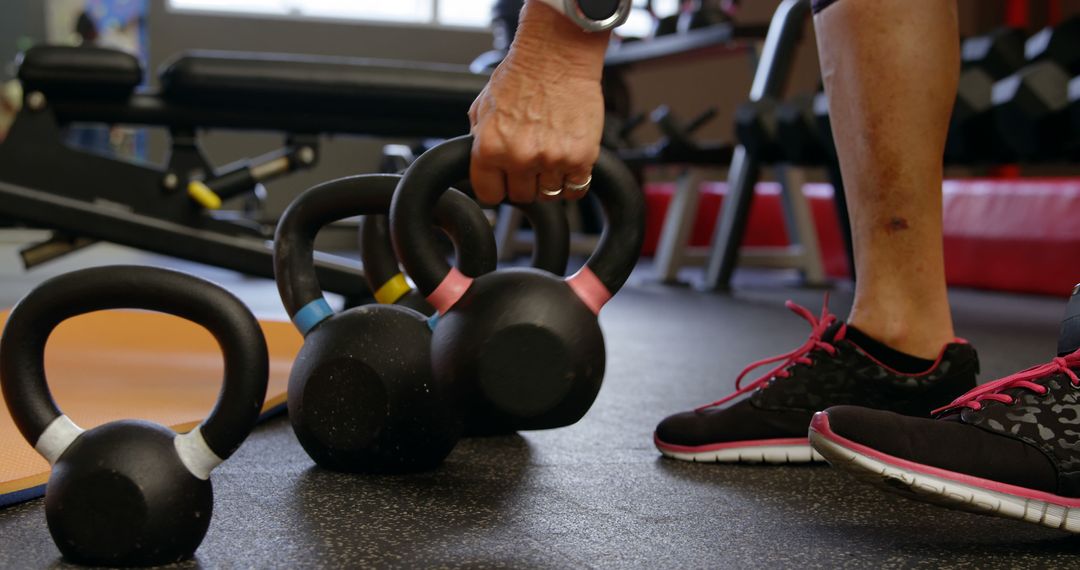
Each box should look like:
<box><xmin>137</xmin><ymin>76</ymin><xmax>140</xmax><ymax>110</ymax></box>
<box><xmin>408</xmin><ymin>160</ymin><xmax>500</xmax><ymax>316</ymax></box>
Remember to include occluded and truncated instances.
<box><xmin>187</xmin><ymin>181</ymin><xmax>222</xmax><ymax>210</ymax></box>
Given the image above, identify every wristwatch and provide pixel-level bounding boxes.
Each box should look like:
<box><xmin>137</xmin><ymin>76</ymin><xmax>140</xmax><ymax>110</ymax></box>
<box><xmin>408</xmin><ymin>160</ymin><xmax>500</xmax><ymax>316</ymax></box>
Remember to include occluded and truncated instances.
<box><xmin>534</xmin><ymin>0</ymin><xmax>632</xmax><ymax>32</ymax></box>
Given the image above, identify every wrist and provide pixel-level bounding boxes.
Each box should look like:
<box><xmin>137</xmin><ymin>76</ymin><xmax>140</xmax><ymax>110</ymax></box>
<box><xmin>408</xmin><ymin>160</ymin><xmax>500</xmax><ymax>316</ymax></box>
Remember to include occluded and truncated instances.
<box><xmin>510</xmin><ymin>1</ymin><xmax>610</xmax><ymax>80</ymax></box>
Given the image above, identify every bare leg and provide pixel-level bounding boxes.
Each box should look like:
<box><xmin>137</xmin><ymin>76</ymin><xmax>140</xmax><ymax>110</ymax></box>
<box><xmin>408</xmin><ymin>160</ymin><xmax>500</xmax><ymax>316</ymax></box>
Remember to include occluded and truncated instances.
<box><xmin>814</xmin><ymin>0</ymin><xmax>959</xmax><ymax>359</ymax></box>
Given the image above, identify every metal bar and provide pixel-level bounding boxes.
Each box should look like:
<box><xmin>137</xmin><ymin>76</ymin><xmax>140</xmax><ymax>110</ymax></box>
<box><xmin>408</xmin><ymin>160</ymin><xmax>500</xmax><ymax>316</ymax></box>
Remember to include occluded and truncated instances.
<box><xmin>653</xmin><ymin>168</ymin><xmax>704</xmax><ymax>283</ymax></box>
<box><xmin>0</xmin><ymin>179</ymin><xmax>370</xmax><ymax>298</ymax></box>
<box><xmin>704</xmin><ymin>0</ymin><xmax>811</xmax><ymax>291</ymax></box>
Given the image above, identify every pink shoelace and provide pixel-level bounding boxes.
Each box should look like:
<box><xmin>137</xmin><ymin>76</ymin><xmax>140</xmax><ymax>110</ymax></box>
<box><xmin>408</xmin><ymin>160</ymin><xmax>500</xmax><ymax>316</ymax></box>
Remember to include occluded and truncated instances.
<box><xmin>933</xmin><ymin>350</ymin><xmax>1080</xmax><ymax>415</ymax></box>
<box><xmin>697</xmin><ymin>298</ymin><xmax>845</xmax><ymax>411</ymax></box>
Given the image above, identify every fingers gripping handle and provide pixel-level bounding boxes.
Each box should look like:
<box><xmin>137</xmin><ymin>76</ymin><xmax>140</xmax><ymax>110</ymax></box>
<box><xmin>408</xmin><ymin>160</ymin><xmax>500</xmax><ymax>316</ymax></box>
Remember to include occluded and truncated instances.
<box><xmin>0</xmin><ymin>266</ymin><xmax>269</xmax><ymax>470</ymax></box>
<box><xmin>391</xmin><ymin>135</ymin><xmax>645</xmax><ymax>312</ymax></box>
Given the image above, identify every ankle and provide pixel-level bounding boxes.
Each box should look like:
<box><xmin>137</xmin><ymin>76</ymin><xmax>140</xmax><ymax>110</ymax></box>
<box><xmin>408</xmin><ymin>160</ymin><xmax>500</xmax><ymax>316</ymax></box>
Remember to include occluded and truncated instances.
<box><xmin>846</xmin><ymin>311</ymin><xmax>955</xmax><ymax>361</ymax></box>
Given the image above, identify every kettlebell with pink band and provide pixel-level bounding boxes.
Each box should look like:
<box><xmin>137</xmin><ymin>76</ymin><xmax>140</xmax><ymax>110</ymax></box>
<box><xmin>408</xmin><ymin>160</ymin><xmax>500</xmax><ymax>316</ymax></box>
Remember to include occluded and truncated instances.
<box><xmin>362</xmin><ymin>196</ymin><xmax>571</xmax><ymax>436</ymax></box>
<box><xmin>390</xmin><ymin>135</ymin><xmax>645</xmax><ymax>430</ymax></box>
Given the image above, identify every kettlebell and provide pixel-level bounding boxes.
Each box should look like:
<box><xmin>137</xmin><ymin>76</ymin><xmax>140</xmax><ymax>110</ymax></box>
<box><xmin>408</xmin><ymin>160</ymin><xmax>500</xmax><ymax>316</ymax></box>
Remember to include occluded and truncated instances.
<box><xmin>0</xmin><ymin>266</ymin><xmax>269</xmax><ymax>567</ymax></box>
<box><xmin>274</xmin><ymin>174</ymin><xmax>496</xmax><ymax>472</ymax></box>
<box><xmin>361</xmin><ymin>197</ymin><xmax>570</xmax><ymax>435</ymax></box>
<box><xmin>390</xmin><ymin>135</ymin><xmax>645</xmax><ymax>430</ymax></box>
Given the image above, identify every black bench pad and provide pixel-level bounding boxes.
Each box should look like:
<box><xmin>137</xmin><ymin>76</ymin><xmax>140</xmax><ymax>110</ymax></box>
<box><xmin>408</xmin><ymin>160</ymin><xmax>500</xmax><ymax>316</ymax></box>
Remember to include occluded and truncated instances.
<box><xmin>17</xmin><ymin>45</ymin><xmax>142</xmax><ymax>99</ymax></box>
<box><xmin>159</xmin><ymin>51</ymin><xmax>487</xmax><ymax>117</ymax></box>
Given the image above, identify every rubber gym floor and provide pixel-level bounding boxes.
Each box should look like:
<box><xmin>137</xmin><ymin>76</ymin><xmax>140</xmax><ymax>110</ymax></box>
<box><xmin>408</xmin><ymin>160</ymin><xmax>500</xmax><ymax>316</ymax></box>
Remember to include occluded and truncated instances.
<box><xmin>1</xmin><ymin>239</ymin><xmax>1078</xmax><ymax>569</ymax></box>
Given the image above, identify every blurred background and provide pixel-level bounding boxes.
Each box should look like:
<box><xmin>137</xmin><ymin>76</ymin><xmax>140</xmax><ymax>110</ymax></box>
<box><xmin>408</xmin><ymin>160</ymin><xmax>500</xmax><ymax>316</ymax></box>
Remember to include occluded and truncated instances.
<box><xmin>1</xmin><ymin>0</ymin><xmax>1078</xmax><ymax>298</ymax></box>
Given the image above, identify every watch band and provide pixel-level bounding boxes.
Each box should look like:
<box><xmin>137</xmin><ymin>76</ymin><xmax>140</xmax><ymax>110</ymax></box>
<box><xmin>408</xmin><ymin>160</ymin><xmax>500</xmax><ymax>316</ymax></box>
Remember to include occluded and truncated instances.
<box><xmin>534</xmin><ymin>0</ymin><xmax>632</xmax><ymax>32</ymax></box>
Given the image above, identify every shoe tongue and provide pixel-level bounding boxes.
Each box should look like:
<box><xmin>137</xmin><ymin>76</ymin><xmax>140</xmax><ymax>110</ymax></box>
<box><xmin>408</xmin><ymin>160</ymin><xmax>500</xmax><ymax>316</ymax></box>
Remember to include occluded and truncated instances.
<box><xmin>1058</xmin><ymin>284</ymin><xmax>1080</xmax><ymax>357</ymax></box>
<box><xmin>820</xmin><ymin>320</ymin><xmax>845</xmax><ymax>343</ymax></box>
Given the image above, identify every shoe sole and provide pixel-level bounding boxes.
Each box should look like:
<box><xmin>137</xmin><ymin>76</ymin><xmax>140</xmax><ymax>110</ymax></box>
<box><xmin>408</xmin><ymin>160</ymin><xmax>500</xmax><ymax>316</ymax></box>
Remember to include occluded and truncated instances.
<box><xmin>654</xmin><ymin>434</ymin><xmax>825</xmax><ymax>464</ymax></box>
<box><xmin>808</xmin><ymin>412</ymin><xmax>1080</xmax><ymax>533</ymax></box>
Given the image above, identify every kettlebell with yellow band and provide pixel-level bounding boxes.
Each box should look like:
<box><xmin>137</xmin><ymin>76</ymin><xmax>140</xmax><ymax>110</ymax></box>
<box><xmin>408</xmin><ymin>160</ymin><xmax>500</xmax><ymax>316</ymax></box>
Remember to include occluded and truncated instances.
<box><xmin>275</xmin><ymin>174</ymin><xmax>495</xmax><ymax>472</ymax></box>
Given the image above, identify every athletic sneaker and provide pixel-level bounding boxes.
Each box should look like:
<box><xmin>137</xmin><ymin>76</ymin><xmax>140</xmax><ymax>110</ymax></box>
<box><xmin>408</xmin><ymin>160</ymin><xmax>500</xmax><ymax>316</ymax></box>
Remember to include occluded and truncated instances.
<box><xmin>809</xmin><ymin>349</ymin><xmax>1080</xmax><ymax>533</ymax></box>
<box><xmin>654</xmin><ymin>300</ymin><xmax>979</xmax><ymax>464</ymax></box>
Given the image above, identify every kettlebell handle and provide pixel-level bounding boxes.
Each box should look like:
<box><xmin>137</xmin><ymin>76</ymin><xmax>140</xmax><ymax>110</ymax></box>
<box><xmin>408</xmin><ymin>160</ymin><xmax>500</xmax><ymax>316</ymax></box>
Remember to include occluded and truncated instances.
<box><xmin>390</xmin><ymin>135</ymin><xmax>645</xmax><ymax>314</ymax></box>
<box><xmin>0</xmin><ymin>266</ymin><xmax>269</xmax><ymax>475</ymax></box>
<box><xmin>274</xmin><ymin>174</ymin><xmax>497</xmax><ymax>335</ymax></box>
<box><xmin>361</xmin><ymin>197</ymin><xmax>571</xmax><ymax>307</ymax></box>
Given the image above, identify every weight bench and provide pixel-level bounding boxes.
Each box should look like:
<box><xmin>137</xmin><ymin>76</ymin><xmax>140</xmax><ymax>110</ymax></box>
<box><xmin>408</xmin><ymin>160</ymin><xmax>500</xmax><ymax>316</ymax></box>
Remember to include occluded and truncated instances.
<box><xmin>1</xmin><ymin>45</ymin><xmax>488</xmax><ymax>298</ymax></box>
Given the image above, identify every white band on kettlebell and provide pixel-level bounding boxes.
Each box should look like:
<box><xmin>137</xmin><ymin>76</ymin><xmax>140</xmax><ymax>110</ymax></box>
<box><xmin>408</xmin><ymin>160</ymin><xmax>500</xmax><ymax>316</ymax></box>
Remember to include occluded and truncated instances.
<box><xmin>35</xmin><ymin>415</ymin><xmax>84</xmax><ymax>465</ymax></box>
<box><xmin>174</xmin><ymin>427</ymin><xmax>224</xmax><ymax>481</ymax></box>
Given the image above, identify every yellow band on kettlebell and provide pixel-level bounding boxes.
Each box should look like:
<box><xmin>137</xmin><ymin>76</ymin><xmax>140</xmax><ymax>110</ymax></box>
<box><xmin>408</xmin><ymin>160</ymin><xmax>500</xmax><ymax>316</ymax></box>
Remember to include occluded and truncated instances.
<box><xmin>187</xmin><ymin>181</ymin><xmax>222</xmax><ymax>210</ymax></box>
<box><xmin>374</xmin><ymin>273</ymin><xmax>412</xmax><ymax>305</ymax></box>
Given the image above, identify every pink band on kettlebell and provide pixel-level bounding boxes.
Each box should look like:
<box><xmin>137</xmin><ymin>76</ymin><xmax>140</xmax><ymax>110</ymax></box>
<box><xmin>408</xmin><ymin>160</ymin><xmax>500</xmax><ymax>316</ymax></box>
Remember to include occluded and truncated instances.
<box><xmin>427</xmin><ymin>267</ymin><xmax>474</xmax><ymax>315</ymax></box>
<box><xmin>567</xmin><ymin>267</ymin><xmax>611</xmax><ymax>316</ymax></box>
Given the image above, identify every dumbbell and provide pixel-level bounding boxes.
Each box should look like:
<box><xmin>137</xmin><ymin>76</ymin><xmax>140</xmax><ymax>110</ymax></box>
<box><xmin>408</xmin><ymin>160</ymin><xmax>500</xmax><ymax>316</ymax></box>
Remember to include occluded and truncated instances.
<box><xmin>603</xmin><ymin>112</ymin><xmax>647</xmax><ymax>150</ymax></box>
<box><xmin>677</xmin><ymin>0</ymin><xmax>732</xmax><ymax>34</ymax></box>
<box><xmin>774</xmin><ymin>92</ymin><xmax>834</xmax><ymax>165</ymax></box>
<box><xmin>991</xmin><ymin>16</ymin><xmax>1080</xmax><ymax>160</ymax></box>
<box><xmin>652</xmin><ymin>104</ymin><xmax>718</xmax><ymax>152</ymax></box>
<box><xmin>738</xmin><ymin>91</ymin><xmax>839</xmax><ymax>166</ymax></box>
<box><xmin>947</xmin><ymin>27</ymin><xmax>1027</xmax><ymax>163</ymax></box>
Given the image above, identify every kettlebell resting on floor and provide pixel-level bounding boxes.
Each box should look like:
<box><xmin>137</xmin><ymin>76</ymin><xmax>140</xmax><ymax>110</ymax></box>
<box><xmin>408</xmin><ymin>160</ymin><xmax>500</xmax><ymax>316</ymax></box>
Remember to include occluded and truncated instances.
<box><xmin>0</xmin><ymin>266</ymin><xmax>269</xmax><ymax>567</ymax></box>
<box><xmin>390</xmin><ymin>135</ymin><xmax>646</xmax><ymax>431</ymax></box>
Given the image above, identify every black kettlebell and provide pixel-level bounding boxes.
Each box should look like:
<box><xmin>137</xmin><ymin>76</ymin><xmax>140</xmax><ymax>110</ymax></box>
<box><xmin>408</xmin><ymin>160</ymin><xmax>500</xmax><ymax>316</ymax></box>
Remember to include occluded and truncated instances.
<box><xmin>361</xmin><ymin>198</ymin><xmax>570</xmax><ymax>435</ymax></box>
<box><xmin>274</xmin><ymin>174</ymin><xmax>496</xmax><ymax>472</ymax></box>
<box><xmin>0</xmin><ymin>266</ymin><xmax>269</xmax><ymax>567</ymax></box>
<box><xmin>390</xmin><ymin>135</ymin><xmax>645</xmax><ymax>430</ymax></box>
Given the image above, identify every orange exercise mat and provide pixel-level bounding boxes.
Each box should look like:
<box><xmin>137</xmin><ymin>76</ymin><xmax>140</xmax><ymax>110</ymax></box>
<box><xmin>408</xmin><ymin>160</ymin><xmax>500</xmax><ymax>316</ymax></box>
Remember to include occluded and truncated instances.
<box><xmin>0</xmin><ymin>309</ymin><xmax>301</xmax><ymax>508</ymax></box>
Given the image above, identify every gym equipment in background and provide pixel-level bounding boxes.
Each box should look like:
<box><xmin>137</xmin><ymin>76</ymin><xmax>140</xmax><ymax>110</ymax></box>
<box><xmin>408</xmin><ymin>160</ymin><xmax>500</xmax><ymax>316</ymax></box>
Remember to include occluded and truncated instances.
<box><xmin>390</xmin><ymin>135</ymin><xmax>645</xmax><ymax>431</ymax></box>
<box><xmin>275</xmin><ymin>175</ymin><xmax>495</xmax><ymax>472</ymax></box>
<box><xmin>0</xmin><ymin>266</ymin><xmax>269</xmax><ymax>566</ymax></box>
<box><xmin>990</xmin><ymin>15</ymin><xmax>1080</xmax><ymax>161</ymax></box>
<box><xmin>361</xmin><ymin>188</ymin><xmax>570</xmax><ymax>436</ymax></box>
<box><xmin>2</xmin><ymin>45</ymin><xmax>488</xmax><ymax>299</ymax></box>
<box><xmin>948</xmin><ymin>27</ymin><xmax>1027</xmax><ymax>163</ymax></box>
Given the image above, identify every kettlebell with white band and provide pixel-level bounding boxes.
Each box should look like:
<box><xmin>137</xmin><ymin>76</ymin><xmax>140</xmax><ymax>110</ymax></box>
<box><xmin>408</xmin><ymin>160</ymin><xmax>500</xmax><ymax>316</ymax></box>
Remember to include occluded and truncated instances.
<box><xmin>275</xmin><ymin>174</ymin><xmax>496</xmax><ymax>472</ymax></box>
<box><xmin>390</xmin><ymin>135</ymin><xmax>645</xmax><ymax>430</ymax></box>
<box><xmin>0</xmin><ymin>266</ymin><xmax>269</xmax><ymax>567</ymax></box>
<box><xmin>361</xmin><ymin>196</ymin><xmax>571</xmax><ymax>435</ymax></box>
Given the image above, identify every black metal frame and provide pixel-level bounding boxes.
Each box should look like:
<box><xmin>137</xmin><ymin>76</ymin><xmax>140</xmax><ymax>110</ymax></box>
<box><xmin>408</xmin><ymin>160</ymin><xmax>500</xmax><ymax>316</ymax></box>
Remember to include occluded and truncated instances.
<box><xmin>705</xmin><ymin>0</ymin><xmax>855</xmax><ymax>290</ymax></box>
<box><xmin>0</xmin><ymin>94</ymin><xmax>370</xmax><ymax>298</ymax></box>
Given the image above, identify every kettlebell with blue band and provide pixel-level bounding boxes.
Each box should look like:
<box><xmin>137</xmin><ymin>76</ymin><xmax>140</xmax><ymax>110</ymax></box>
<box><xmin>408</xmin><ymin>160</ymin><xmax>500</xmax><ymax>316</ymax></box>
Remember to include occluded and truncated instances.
<box><xmin>390</xmin><ymin>135</ymin><xmax>645</xmax><ymax>431</ymax></box>
<box><xmin>275</xmin><ymin>173</ymin><xmax>496</xmax><ymax>472</ymax></box>
<box><xmin>0</xmin><ymin>265</ymin><xmax>269</xmax><ymax>567</ymax></box>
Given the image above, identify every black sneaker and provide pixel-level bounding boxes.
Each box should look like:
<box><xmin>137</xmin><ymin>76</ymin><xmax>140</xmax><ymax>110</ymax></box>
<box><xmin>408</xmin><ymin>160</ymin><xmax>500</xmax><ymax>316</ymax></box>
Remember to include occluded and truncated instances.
<box><xmin>654</xmin><ymin>300</ymin><xmax>979</xmax><ymax>464</ymax></box>
<box><xmin>809</xmin><ymin>349</ymin><xmax>1080</xmax><ymax>533</ymax></box>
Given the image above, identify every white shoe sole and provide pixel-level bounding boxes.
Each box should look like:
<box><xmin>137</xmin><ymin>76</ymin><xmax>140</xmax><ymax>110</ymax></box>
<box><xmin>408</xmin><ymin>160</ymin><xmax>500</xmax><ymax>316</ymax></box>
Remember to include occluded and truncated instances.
<box><xmin>809</xmin><ymin>414</ymin><xmax>1080</xmax><ymax>533</ymax></box>
<box><xmin>655</xmin><ymin>435</ymin><xmax>825</xmax><ymax>464</ymax></box>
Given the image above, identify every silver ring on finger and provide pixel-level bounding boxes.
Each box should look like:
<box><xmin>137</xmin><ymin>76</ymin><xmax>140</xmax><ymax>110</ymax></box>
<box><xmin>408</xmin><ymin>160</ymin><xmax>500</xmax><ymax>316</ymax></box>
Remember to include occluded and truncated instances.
<box><xmin>539</xmin><ymin>185</ymin><xmax>563</xmax><ymax>197</ymax></box>
<box><xmin>565</xmin><ymin>175</ymin><xmax>592</xmax><ymax>194</ymax></box>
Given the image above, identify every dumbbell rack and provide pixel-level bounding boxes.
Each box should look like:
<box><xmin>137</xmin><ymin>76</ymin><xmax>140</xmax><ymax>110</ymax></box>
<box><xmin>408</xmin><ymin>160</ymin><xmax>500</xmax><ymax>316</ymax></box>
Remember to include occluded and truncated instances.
<box><xmin>652</xmin><ymin>0</ymin><xmax>852</xmax><ymax>289</ymax></box>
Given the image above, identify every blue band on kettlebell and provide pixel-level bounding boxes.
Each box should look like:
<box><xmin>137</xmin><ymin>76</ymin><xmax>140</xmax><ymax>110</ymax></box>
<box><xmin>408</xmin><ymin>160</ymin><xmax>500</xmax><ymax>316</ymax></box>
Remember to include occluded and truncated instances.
<box><xmin>427</xmin><ymin>314</ymin><xmax>440</xmax><ymax>331</ymax></box>
<box><xmin>293</xmin><ymin>299</ymin><xmax>334</xmax><ymax>336</ymax></box>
